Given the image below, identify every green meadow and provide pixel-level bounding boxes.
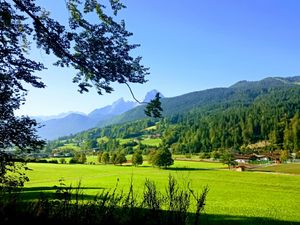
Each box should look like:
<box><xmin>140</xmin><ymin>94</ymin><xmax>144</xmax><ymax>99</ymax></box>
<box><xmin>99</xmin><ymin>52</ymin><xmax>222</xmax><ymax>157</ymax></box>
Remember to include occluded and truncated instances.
<box><xmin>251</xmin><ymin>163</ymin><xmax>300</xmax><ymax>174</ymax></box>
<box><xmin>23</xmin><ymin>160</ymin><xmax>300</xmax><ymax>223</ymax></box>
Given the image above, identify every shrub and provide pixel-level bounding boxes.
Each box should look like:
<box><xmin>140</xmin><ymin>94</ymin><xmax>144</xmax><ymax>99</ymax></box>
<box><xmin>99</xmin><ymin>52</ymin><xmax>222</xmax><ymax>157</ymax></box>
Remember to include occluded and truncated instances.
<box><xmin>220</xmin><ymin>150</ymin><xmax>237</xmax><ymax>169</ymax></box>
<box><xmin>59</xmin><ymin>158</ymin><xmax>66</xmax><ymax>164</ymax></box>
<box><xmin>280</xmin><ymin>150</ymin><xmax>289</xmax><ymax>163</ymax></box>
<box><xmin>132</xmin><ymin>150</ymin><xmax>143</xmax><ymax>166</ymax></box>
<box><xmin>48</xmin><ymin>159</ymin><xmax>58</xmax><ymax>164</ymax></box>
<box><xmin>150</xmin><ymin>146</ymin><xmax>174</xmax><ymax>168</ymax></box>
<box><xmin>69</xmin><ymin>158</ymin><xmax>77</xmax><ymax>164</ymax></box>
<box><xmin>70</xmin><ymin>152</ymin><xmax>87</xmax><ymax>164</ymax></box>
<box><xmin>210</xmin><ymin>150</ymin><xmax>221</xmax><ymax>160</ymax></box>
<box><xmin>199</xmin><ymin>152</ymin><xmax>210</xmax><ymax>159</ymax></box>
<box><xmin>115</xmin><ymin>152</ymin><xmax>127</xmax><ymax>165</ymax></box>
<box><xmin>110</xmin><ymin>152</ymin><xmax>117</xmax><ymax>164</ymax></box>
<box><xmin>97</xmin><ymin>152</ymin><xmax>103</xmax><ymax>163</ymax></box>
<box><xmin>101</xmin><ymin>152</ymin><xmax>110</xmax><ymax>164</ymax></box>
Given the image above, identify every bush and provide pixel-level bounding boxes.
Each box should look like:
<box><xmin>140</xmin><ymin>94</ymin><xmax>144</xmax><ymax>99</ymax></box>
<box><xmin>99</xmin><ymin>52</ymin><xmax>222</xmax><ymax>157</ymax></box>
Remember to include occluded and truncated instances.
<box><xmin>280</xmin><ymin>150</ymin><xmax>289</xmax><ymax>163</ymax></box>
<box><xmin>199</xmin><ymin>152</ymin><xmax>210</xmax><ymax>159</ymax></box>
<box><xmin>48</xmin><ymin>159</ymin><xmax>58</xmax><ymax>164</ymax></box>
<box><xmin>101</xmin><ymin>152</ymin><xmax>110</xmax><ymax>164</ymax></box>
<box><xmin>70</xmin><ymin>152</ymin><xmax>87</xmax><ymax>164</ymax></box>
<box><xmin>59</xmin><ymin>158</ymin><xmax>66</xmax><ymax>164</ymax></box>
<box><xmin>36</xmin><ymin>159</ymin><xmax>48</xmax><ymax>163</ymax></box>
<box><xmin>97</xmin><ymin>152</ymin><xmax>103</xmax><ymax>163</ymax></box>
<box><xmin>210</xmin><ymin>150</ymin><xmax>221</xmax><ymax>160</ymax></box>
<box><xmin>132</xmin><ymin>150</ymin><xmax>143</xmax><ymax>166</ymax></box>
<box><xmin>115</xmin><ymin>152</ymin><xmax>127</xmax><ymax>165</ymax></box>
<box><xmin>150</xmin><ymin>146</ymin><xmax>174</xmax><ymax>168</ymax></box>
<box><xmin>69</xmin><ymin>158</ymin><xmax>78</xmax><ymax>164</ymax></box>
<box><xmin>295</xmin><ymin>151</ymin><xmax>300</xmax><ymax>159</ymax></box>
<box><xmin>220</xmin><ymin>150</ymin><xmax>237</xmax><ymax>169</ymax></box>
<box><xmin>110</xmin><ymin>152</ymin><xmax>117</xmax><ymax>164</ymax></box>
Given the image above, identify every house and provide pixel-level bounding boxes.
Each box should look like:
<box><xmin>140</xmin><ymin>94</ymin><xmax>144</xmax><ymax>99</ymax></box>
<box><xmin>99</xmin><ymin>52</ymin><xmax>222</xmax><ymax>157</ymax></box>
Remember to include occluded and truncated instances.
<box><xmin>235</xmin><ymin>152</ymin><xmax>281</xmax><ymax>164</ymax></box>
<box><xmin>234</xmin><ymin>153</ymin><xmax>270</xmax><ymax>163</ymax></box>
<box><xmin>235</xmin><ymin>165</ymin><xmax>246</xmax><ymax>172</ymax></box>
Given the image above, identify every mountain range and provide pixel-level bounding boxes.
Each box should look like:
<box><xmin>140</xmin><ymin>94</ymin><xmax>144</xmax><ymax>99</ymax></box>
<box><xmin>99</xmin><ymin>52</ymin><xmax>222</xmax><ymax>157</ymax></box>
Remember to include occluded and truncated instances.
<box><xmin>49</xmin><ymin>75</ymin><xmax>300</xmax><ymax>153</ymax></box>
<box><xmin>109</xmin><ymin>76</ymin><xmax>300</xmax><ymax>125</ymax></box>
<box><xmin>36</xmin><ymin>90</ymin><xmax>162</xmax><ymax>140</ymax></box>
<box><xmin>38</xmin><ymin>76</ymin><xmax>300</xmax><ymax>141</ymax></box>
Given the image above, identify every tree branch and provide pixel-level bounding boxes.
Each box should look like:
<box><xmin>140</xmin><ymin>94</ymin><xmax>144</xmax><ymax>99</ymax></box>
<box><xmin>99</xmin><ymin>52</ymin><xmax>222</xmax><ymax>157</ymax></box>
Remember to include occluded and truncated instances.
<box><xmin>12</xmin><ymin>0</ymin><xmax>88</xmax><ymax>70</ymax></box>
<box><xmin>124</xmin><ymin>82</ymin><xmax>147</xmax><ymax>104</ymax></box>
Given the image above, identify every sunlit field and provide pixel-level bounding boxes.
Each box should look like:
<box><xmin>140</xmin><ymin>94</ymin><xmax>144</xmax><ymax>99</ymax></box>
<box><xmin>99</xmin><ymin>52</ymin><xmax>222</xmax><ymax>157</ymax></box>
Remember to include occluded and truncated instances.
<box><xmin>24</xmin><ymin>161</ymin><xmax>300</xmax><ymax>223</ymax></box>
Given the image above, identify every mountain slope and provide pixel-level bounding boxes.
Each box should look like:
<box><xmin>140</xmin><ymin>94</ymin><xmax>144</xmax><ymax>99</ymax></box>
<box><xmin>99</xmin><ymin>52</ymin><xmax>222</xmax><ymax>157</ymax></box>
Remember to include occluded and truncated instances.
<box><xmin>37</xmin><ymin>98</ymin><xmax>138</xmax><ymax>140</ymax></box>
<box><xmin>110</xmin><ymin>76</ymin><xmax>300</xmax><ymax>125</ymax></box>
<box><xmin>48</xmin><ymin>76</ymin><xmax>300</xmax><ymax>156</ymax></box>
<box><xmin>38</xmin><ymin>113</ymin><xmax>95</xmax><ymax>140</ymax></box>
<box><xmin>88</xmin><ymin>98</ymin><xmax>137</xmax><ymax>121</ymax></box>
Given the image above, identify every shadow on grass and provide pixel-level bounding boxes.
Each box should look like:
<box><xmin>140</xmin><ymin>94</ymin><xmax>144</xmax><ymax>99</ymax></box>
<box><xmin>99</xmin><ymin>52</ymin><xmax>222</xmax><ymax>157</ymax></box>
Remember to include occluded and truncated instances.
<box><xmin>201</xmin><ymin>213</ymin><xmax>300</xmax><ymax>225</ymax></box>
<box><xmin>164</xmin><ymin>167</ymin><xmax>217</xmax><ymax>171</ymax></box>
<box><xmin>19</xmin><ymin>186</ymin><xmax>105</xmax><ymax>201</ymax></box>
<box><xmin>1</xmin><ymin>204</ymin><xmax>299</xmax><ymax>225</ymax></box>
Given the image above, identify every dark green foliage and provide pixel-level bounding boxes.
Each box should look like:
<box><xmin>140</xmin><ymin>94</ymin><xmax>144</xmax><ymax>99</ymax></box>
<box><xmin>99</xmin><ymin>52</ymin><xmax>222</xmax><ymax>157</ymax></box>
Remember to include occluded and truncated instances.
<box><xmin>132</xmin><ymin>150</ymin><xmax>143</xmax><ymax>166</ymax></box>
<box><xmin>295</xmin><ymin>151</ymin><xmax>300</xmax><ymax>159</ymax></box>
<box><xmin>1</xmin><ymin>0</ymin><xmax>149</xmax><ymax>190</ymax></box>
<box><xmin>0</xmin><ymin>1</ymin><xmax>45</xmax><ymax>153</ymax></box>
<box><xmin>150</xmin><ymin>146</ymin><xmax>174</xmax><ymax>168</ymax></box>
<box><xmin>0</xmin><ymin>152</ymin><xmax>29</xmax><ymax>193</ymax></box>
<box><xmin>220</xmin><ymin>150</ymin><xmax>237</xmax><ymax>169</ymax></box>
<box><xmin>115</xmin><ymin>152</ymin><xmax>127</xmax><ymax>165</ymax></box>
<box><xmin>70</xmin><ymin>152</ymin><xmax>87</xmax><ymax>164</ymax></box>
<box><xmin>101</xmin><ymin>152</ymin><xmax>110</xmax><ymax>164</ymax></box>
<box><xmin>280</xmin><ymin>150</ymin><xmax>289</xmax><ymax>163</ymax></box>
<box><xmin>59</xmin><ymin>158</ymin><xmax>66</xmax><ymax>164</ymax></box>
<box><xmin>189</xmin><ymin>185</ymin><xmax>209</xmax><ymax>225</ymax></box>
<box><xmin>210</xmin><ymin>151</ymin><xmax>221</xmax><ymax>160</ymax></box>
<box><xmin>110</xmin><ymin>152</ymin><xmax>117</xmax><ymax>164</ymax></box>
<box><xmin>97</xmin><ymin>152</ymin><xmax>103</xmax><ymax>163</ymax></box>
<box><xmin>145</xmin><ymin>93</ymin><xmax>163</xmax><ymax>118</ymax></box>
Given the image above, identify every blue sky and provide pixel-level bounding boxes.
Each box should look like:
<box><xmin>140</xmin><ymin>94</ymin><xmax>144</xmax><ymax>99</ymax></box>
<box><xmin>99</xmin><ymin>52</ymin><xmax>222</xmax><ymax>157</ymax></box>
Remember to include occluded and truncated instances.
<box><xmin>17</xmin><ymin>0</ymin><xmax>300</xmax><ymax>116</ymax></box>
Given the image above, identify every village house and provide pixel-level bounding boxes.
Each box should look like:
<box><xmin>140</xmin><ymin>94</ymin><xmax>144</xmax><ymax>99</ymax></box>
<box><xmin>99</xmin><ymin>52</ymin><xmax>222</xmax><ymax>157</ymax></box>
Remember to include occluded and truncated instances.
<box><xmin>235</xmin><ymin>153</ymin><xmax>281</xmax><ymax>164</ymax></box>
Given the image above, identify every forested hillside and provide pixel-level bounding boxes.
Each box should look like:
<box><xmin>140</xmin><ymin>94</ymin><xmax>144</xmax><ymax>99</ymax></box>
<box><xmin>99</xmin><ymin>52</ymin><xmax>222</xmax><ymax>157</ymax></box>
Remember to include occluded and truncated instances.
<box><xmin>47</xmin><ymin>77</ymin><xmax>300</xmax><ymax>155</ymax></box>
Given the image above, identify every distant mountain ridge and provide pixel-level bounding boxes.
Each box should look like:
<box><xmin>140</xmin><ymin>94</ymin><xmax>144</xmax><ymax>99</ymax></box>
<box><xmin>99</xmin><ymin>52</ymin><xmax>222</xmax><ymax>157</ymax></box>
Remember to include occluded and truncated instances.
<box><xmin>32</xmin><ymin>111</ymin><xmax>86</xmax><ymax>122</ymax></box>
<box><xmin>38</xmin><ymin>76</ymin><xmax>300</xmax><ymax>140</ymax></box>
<box><xmin>108</xmin><ymin>76</ymin><xmax>300</xmax><ymax>125</ymax></box>
<box><xmin>36</xmin><ymin>90</ymin><xmax>161</xmax><ymax>140</ymax></box>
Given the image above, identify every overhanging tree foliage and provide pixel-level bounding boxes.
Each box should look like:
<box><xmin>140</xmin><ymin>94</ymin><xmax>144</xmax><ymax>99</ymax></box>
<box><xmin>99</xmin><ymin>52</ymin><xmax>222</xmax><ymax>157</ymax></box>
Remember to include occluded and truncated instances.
<box><xmin>0</xmin><ymin>0</ymin><xmax>151</xmax><ymax>150</ymax></box>
<box><xmin>0</xmin><ymin>0</ymin><xmax>155</xmax><ymax>187</ymax></box>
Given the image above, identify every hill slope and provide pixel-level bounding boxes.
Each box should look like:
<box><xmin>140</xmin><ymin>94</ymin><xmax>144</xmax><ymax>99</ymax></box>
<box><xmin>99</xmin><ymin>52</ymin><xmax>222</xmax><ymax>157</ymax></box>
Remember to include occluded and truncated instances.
<box><xmin>47</xmin><ymin>76</ymin><xmax>300</xmax><ymax>157</ymax></box>
<box><xmin>38</xmin><ymin>98</ymin><xmax>137</xmax><ymax>140</ymax></box>
<box><xmin>111</xmin><ymin>76</ymin><xmax>300</xmax><ymax>125</ymax></box>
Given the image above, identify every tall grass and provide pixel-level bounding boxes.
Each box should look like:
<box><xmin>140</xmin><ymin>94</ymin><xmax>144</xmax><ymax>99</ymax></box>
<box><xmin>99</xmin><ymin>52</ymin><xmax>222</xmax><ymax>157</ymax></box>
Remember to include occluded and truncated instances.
<box><xmin>0</xmin><ymin>175</ymin><xmax>208</xmax><ymax>225</ymax></box>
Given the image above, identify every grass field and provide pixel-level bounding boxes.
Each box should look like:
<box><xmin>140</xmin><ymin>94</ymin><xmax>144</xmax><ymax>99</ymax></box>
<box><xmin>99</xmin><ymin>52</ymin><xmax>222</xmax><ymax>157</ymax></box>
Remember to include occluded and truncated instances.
<box><xmin>23</xmin><ymin>161</ymin><xmax>300</xmax><ymax>224</ymax></box>
<box><xmin>251</xmin><ymin>163</ymin><xmax>300</xmax><ymax>175</ymax></box>
<box><xmin>140</xmin><ymin>138</ymin><xmax>162</xmax><ymax>146</ymax></box>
